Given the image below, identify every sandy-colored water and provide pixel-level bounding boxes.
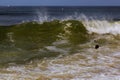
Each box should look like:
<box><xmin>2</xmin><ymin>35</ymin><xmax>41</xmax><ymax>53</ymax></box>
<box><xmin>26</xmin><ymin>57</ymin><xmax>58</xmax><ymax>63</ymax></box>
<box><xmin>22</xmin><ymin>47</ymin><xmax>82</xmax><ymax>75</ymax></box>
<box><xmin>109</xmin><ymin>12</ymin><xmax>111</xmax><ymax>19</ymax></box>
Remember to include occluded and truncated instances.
<box><xmin>0</xmin><ymin>34</ymin><xmax>120</xmax><ymax>80</ymax></box>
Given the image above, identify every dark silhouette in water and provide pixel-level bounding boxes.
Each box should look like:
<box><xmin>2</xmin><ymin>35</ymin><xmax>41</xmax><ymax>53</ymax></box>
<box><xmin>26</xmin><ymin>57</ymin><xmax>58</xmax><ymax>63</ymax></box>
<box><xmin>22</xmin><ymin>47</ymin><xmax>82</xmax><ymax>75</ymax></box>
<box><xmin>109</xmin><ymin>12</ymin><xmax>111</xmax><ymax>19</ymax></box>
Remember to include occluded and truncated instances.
<box><xmin>95</xmin><ymin>45</ymin><xmax>99</xmax><ymax>49</ymax></box>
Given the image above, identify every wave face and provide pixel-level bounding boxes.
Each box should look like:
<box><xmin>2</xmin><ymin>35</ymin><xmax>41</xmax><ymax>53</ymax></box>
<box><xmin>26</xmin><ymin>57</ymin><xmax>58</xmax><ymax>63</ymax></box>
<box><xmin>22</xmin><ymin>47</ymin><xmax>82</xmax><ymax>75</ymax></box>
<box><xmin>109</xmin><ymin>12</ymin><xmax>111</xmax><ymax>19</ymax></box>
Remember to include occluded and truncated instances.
<box><xmin>0</xmin><ymin>6</ymin><xmax>120</xmax><ymax>64</ymax></box>
<box><xmin>0</xmin><ymin>19</ymin><xmax>120</xmax><ymax>64</ymax></box>
<box><xmin>0</xmin><ymin>20</ymin><xmax>90</xmax><ymax>64</ymax></box>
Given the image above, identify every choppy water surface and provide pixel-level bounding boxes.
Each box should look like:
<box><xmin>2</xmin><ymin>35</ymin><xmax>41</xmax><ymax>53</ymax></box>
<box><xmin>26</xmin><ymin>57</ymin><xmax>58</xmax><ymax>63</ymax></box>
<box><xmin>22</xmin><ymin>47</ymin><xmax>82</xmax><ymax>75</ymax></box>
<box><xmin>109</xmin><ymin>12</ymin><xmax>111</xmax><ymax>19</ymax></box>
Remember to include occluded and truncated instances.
<box><xmin>0</xmin><ymin>6</ymin><xmax>120</xmax><ymax>80</ymax></box>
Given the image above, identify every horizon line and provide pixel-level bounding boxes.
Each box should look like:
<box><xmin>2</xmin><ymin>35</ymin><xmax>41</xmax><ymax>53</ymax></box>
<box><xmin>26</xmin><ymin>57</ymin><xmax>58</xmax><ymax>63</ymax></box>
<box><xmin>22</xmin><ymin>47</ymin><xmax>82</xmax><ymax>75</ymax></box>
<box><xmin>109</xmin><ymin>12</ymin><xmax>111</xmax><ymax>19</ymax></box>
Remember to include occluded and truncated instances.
<box><xmin>0</xmin><ymin>5</ymin><xmax>120</xmax><ymax>7</ymax></box>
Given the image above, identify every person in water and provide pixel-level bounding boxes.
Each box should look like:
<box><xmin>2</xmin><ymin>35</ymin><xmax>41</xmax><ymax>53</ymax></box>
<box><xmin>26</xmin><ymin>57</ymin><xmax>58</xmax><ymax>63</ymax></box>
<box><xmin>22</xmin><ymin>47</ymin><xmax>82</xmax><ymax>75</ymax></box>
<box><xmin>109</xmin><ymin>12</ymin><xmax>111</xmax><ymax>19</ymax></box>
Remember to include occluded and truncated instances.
<box><xmin>95</xmin><ymin>44</ymin><xmax>99</xmax><ymax>49</ymax></box>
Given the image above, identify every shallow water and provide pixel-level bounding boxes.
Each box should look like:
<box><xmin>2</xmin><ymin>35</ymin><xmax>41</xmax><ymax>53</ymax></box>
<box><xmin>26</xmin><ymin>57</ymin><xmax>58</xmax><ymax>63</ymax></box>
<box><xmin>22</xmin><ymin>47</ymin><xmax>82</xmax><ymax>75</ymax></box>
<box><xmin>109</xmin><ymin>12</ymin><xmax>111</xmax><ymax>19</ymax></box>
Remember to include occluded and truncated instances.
<box><xmin>0</xmin><ymin>45</ymin><xmax>120</xmax><ymax>80</ymax></box>
<box><xmin>0</xmin><ymin>32</ymin><xmax>120</xmax><ymax>80</ymax></box>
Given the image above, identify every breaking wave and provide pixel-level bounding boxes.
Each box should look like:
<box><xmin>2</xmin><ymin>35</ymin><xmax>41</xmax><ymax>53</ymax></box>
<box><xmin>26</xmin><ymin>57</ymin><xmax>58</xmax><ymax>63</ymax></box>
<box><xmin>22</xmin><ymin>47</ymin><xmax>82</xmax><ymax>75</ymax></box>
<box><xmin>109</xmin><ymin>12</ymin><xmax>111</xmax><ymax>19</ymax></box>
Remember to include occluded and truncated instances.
<box><xmin>0</xmin><ymin>20</ymin><xmax>89</xmax><ymax>64</ymax></box>
<box><xmin>0</xmin><ymin>7</ymin><xmax>120</xmax><ymax>80</ymax></box>
<box><xmin>0</xmin><ymin>18</ymin><xmax>120</xmax><ymax>64</ymax></box>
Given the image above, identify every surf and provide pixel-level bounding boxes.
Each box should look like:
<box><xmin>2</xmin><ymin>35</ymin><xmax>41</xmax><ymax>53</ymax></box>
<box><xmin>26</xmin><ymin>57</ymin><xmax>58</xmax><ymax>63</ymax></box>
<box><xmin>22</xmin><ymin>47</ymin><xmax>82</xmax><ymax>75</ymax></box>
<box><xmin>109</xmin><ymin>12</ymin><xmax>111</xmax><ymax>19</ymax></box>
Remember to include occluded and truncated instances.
<box><xmin>0</xmin><ymin>6</ymin><xmax>120</xmax><ymax>80</ymax></box>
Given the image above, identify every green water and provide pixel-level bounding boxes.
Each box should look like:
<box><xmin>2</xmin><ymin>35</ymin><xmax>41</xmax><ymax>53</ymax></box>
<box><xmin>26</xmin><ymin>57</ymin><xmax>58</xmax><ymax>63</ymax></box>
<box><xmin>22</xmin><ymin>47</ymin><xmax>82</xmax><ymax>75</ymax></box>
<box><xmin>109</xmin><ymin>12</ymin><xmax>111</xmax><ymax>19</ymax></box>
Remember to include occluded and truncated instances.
<box><xmin>0</xmin><ymin>20</ymin><xmax>120</xmax><ymax>80</ymax></box>
<box><xmin>0</xmin><ymin>20</ymin><xmax>90</xmax><ymax>64</ymax></box>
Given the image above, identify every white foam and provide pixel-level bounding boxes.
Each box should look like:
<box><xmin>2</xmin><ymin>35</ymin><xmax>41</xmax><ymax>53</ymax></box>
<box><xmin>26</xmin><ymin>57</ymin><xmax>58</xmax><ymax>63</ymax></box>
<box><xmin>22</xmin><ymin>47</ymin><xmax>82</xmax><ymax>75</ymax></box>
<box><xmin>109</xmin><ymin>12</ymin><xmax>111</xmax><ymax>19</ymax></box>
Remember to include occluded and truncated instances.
<box><xmin>45</xmin><ymin>46</ymin><xmax>67</xmax><ymax>53</ymax></box>
<box><xmin>74</xmin><ymin>74</ymin><xmax>120</xmax><ymax>80</ymax></box>
<box><xmin>83</xmin><ymin>20</ymin><xmax>120</xmax><ymax>35</ymax></box>
<box><xmin>62</xmin><ymin>13</ymin><xmax>120</xmax><ymax>35</ymax></box>
<box><xmin>7</xmin><ymin>32</ymin><xmax>14</xmax><ymax>43</ymax></box>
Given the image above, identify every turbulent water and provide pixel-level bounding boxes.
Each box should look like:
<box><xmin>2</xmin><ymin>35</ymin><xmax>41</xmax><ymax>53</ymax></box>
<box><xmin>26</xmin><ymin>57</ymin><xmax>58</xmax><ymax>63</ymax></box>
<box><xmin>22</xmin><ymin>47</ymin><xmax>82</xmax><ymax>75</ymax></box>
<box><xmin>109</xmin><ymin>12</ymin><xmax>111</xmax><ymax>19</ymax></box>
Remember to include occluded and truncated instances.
<box><xmin>0</xmin><ymin>6</ymin><xmax>120</xmax><ymax>80</ymax></box>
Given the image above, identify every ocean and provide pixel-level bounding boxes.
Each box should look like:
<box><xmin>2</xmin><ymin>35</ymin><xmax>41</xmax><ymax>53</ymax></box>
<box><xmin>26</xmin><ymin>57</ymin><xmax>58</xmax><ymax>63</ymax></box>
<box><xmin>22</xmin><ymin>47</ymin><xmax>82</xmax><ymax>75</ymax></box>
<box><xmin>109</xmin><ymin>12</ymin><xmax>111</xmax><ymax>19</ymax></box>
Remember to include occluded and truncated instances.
<box><xmin>0</xmin><ymin>6</ymin><xmax>120</xmax><ymax>80</ymax></box>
